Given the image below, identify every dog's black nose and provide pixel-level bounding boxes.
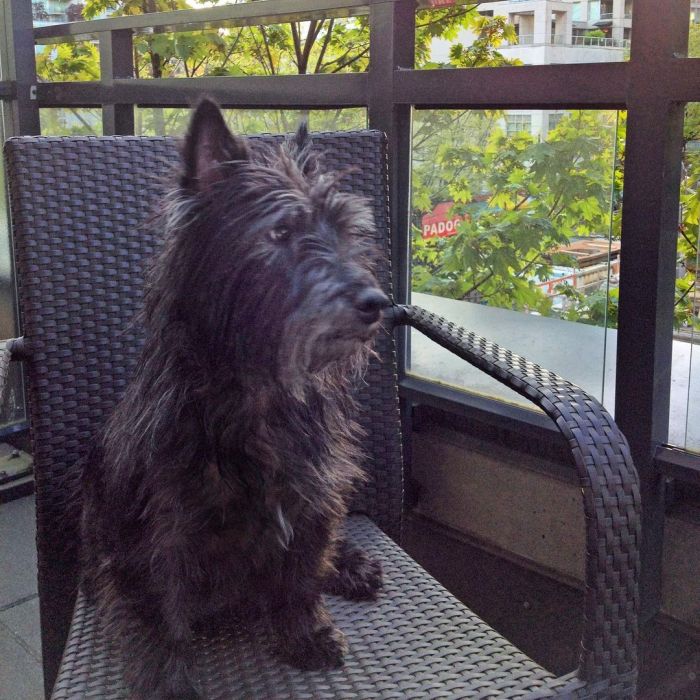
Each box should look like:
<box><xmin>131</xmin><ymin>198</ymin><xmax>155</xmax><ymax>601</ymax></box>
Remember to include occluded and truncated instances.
<box><xmin>354</xmin><ymin>288</ymin><xmax>390</xmax><ymax>324</ymax></box>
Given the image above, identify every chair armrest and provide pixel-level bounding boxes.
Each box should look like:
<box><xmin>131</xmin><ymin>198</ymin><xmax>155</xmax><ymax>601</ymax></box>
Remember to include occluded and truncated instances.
<box><xmin>0</xmin><ymin>337</ymin><xmax>27</xmax><ymax>403</ymax></box>
<box><xmin>392</xmin><ymin>304</ymin><xmax>640</xmax><ymax>692</ymax></box>
<box><xmin>0</xmin><ymin>337</ymin><xmax>29</xmax><ymax>360</ymax></box>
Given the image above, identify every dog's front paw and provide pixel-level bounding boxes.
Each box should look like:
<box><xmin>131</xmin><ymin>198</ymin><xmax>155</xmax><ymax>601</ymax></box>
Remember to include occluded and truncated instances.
<box><xmin>278</xmin><ymin>625</ymin><xmax>348</xmax><ymax>670</ymax></box>
<box><xmin>325</xmin><ymin>544</ymin><xmax>383</xmax><ymax>601</ymax></box>
<box><xmin>129</xmin><ymin>655</ymin><xmax>203</xmax><ymax>700</ymax></box>
<box><xmin>132</xmin><ymin>675</ymin><xmax>203</xmax><ymax>700</ymax></box>
<box><xmin>162</xmin><ymin>686</ymin><xmax>202</xmax><ymax>700</ymax></box>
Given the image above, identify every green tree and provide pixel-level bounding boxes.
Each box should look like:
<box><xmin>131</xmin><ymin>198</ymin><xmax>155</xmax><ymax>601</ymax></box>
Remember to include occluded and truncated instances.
<box><xmin>412</xmin><ymin>111</ymin><xmax>618</xmax><ymax>314</ymax></box>
<box><xmin>676</xmin><ymin>23</ymin><xmax>700</xmax><ymax>331</ymax></box>
<box><xmin>80</xmin><ymin>0</ymin><xmax>372</xmax><ymax>80</ymax></box>
<box><xmin>445</xmin><ymin>15</ymin><xmax>520</xmax><ymax>69</ymax></box>
<box><xmin>36</xmin><ymin>1</ymin><xmax>497</xmax><ymax>135</ymax></box>
<box><xmin>677</xmin><ymin>122</ymin><xmax>700</xmax><ymax>330</ymax></box>
<box><xmin>40</xmin><ymin>1</ymin><xmax>503</xmax><ymax>82</ymax></box>
<box><xmin>36</xmin><ymin>41</ymin><xmax>100</xmax><ymax>82</ymax></box>
<box><xmin>36</xmin><ymin>41</ymin><xmax>102</xmax><ymax>135</ymax></box>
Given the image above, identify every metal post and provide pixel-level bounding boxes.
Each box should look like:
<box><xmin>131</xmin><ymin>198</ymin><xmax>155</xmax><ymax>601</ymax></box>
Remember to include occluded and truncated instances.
<box><xmin>5</xmin><ymin>0</ymin><xmax>40</xmax><ymax>135</ymax></box>
<box><xmin>368</xmin><ymin>0</ymin><xmax>415</xmax><ymax>505</ymax></box>
<box><xmin>100</xmin><ymin>29</ymin><xmax>135</xmax><ymax>135</ymax></box>
<box><xmin>368</xmin><ymin>0</ymin><xmax>414</xmax><ymax>372</ymax></box>
<box><xmin>615</xmin><ymin>0</ymin><xmax>691</xmax><ymax>621</ymax></box>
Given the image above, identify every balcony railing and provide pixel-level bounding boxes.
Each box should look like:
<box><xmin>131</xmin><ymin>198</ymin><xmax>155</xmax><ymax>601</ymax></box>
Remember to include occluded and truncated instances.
<box><xmin>507</xmin><ymin>34</ymin><xmax>629</xmax><ymax>49</ymax></box>
<box><xmin>571</xmin><ymin>34</ymin><xmax>630</xmax><ymax>48</ymax></box>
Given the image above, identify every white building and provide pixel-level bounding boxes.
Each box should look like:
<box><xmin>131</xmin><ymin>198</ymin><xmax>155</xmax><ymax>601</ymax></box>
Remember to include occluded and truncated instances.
<box><xmin>481</xmin><ymin>0</ymin><xmax>631</xmax><ymax>65</ymax></box>
<box><xmin>430</xmin><ymin>0</ymin><xmax>637</xmax><ymax>140</ymax></box>
<box><xmin>32</xmin><ymin>1</ymin><xmax>84</xmax><ymax>25</ymax></box>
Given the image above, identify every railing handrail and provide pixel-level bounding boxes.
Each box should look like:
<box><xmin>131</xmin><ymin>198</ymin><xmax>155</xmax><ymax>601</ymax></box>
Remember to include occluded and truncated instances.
<box><xmin>506</xmin><ymin>34</ymin><xmax>629</xmax><ymax>49</ymax></box>
<box><xmin>33</xmin><ymin>0</ymin><xmax>379</xmax><ymax>44</ymax></box>
<box><xmin>571</xmin><ymin>34</ymin><xmax>630</xmax><ymax>48</ymax></box>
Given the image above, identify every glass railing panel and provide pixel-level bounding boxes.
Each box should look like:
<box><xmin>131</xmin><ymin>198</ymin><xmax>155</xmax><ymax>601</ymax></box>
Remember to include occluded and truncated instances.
<box><xmin>40</xmin><ymin>108</ymin><xmax>102</xmax><ymax>135</ymax></box>
<box><xmin>0</xmin><ymin>102</ymin><xmax>28</xmax><ymax>433</ymax></box>
<box><xmin>409</xmin><ymin>108</ymin><xmax>622</xmax><ymax>412</ymax></box>
<box><xmin>669</xmin><ymin>102</ymin><xmax>700</xmax><ymax>452</ymax></box>
<box><xmin>136</xmin><ymin>107</ymin><xmax>367</xmax><ymax>136</ymax></box>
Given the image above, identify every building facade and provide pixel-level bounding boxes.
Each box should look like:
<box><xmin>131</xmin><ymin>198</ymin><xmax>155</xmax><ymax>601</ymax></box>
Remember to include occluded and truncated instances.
<box><xmin>485</xmin><ymin>0</ymin><xmax>630</xmax><ymax>65</ymax></box>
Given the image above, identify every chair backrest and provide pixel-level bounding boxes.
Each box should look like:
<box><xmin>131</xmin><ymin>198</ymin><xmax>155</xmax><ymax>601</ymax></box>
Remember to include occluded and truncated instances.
<box><xmin>4</xmin><ymin>131</ymin><xmax>403</xmax><ymax>691</ymax></box>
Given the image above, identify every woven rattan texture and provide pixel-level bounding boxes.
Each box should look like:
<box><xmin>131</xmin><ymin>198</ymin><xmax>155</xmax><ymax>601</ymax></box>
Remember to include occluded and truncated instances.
<box><xmin>52</xmin><ymin>515</ymin><xmax>560</xmax><ymax>700</ymax></box>
<box><xmin>0</xmin><ymin>340</ymin><xmax>12</xmax><ymax>405</ymax></box>
<box><xmin>4</xmin><ymin>132</ymin><xmax>402</xmax><ymax>691</ymax></box>
<box><xmin>401</xmin><ymin>305</ymin><xmax>640</xmax><ymax>699</ymax></box>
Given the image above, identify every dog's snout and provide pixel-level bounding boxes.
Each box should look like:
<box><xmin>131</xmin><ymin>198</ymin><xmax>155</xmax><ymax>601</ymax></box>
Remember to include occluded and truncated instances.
<box><xmin>354</xmin><ymin>288</ymin><xmax>390</xmax><ymax>324</ymax></box>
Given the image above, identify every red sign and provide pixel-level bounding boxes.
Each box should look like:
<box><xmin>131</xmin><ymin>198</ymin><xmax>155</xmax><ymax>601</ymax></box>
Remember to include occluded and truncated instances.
<box><xmin>537</xmin><ymin>273</ymin><xmax>576</xmax><ymax>295</ymax></box>
<box><xmin>421</xmin><ymin>201</ymin><xmax>464</xmax><ymax>239</ymax></box>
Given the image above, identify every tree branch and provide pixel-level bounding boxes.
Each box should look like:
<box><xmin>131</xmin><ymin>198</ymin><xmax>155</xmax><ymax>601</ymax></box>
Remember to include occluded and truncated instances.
<box><xmin>299</xmin><ymin>20</ymin><xmax>320</xmax><ymax>74</ymax></box>
<box><xmin>462</xmin><ymin>270</ymin><xmax>494</xmax><ymax>299</ymax></box>
<box><xmin>675</xmin><ymin>280</ymin><xmax>697</xmax><ymax>308</ymax></box>
<box><xmin>329</xmin><ymin>45</ymin><xmax>369</xmax><ymax>73</ymax></box>
<box><xmin>260</xmin><ymin>25</ymin><xmax>277</xmax><ymax>75</ymax></box>
<box><xmin>314</xmin><ymin>19</ymin><xmax>334</xmax><ymax>73</ymax></box>
<box><xmin>679</xmin><ymin>227</ymin><xmax>699</xmax><ymax>254</ymax></box>
<box><xmin>291</xmin><ymin>22</ymin><xmax>303</xmax><ymax>70</ymax></box>
<box><xmin>415</xmin><ymin>6</ymin><xmax>476</xmax><ymax>30</ymax></box>
<box><xmin>514</xmin><ymin>253</ymin><xmax>546</xmax><ymax>279</ymax></box>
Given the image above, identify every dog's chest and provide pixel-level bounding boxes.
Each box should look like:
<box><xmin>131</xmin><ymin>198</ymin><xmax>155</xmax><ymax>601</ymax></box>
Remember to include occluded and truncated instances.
<box><xmin>200</xmin><ymin>461</ymin><xmax>314</xmax><ymax>561</ymax></box>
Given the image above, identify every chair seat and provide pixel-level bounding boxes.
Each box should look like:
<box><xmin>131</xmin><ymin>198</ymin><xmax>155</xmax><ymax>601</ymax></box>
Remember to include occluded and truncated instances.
<box><xmin>51</xmin><ymin>515</ymin><xmax>561</xmax><ymax>699</ymax></box>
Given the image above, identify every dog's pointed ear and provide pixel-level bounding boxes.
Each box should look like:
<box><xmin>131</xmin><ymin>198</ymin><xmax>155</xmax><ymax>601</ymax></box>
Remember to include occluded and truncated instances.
<box><xmin>290</xmin><ymin>120</ymin><xmax>319</xmax><ymax>177</ymax></box>
<box><xmin>183</xmin><ymin>98</ymin><xmax>250</xmax><ymax>190</ymax></box>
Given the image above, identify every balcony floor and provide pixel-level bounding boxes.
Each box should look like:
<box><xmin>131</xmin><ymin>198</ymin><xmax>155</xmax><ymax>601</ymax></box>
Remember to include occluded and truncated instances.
<box><xmin>0</xmin><ymin>496</ymin><xmax>43</xmax><ymax>700</ymax></box>
<box><xmin>1</xmin><ymin>495</ymin><xmax>699</xmax><ymax>699</ymax></box>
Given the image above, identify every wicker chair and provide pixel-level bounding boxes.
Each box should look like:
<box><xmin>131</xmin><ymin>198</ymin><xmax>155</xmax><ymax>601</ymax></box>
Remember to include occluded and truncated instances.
<box><xmin>2</xmin><ymin>131</ymin><xmax>640</xmax><ymax>699</ymax></box>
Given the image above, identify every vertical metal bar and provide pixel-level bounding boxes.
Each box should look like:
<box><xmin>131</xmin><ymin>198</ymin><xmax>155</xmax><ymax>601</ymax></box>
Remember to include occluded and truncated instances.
<box><xmin>5</xmin><ymin>0</ymin><xmax>40</xmax><ymax>135</ymax></box>
<box><xmin>368</xmin><ymin>0</ymin><xmax>414</xmax><ymax>374</ymax></box>
<box><xmin>615</xmin><ymin>0</ymin><xmax>690</xmax><ymax>620</ymax></box>
<box><xmin>100</xmin><ymin>29</ymin><xmax>135</xmax><ymax>135</ymax></box>
<box><xmin>368</xmin><ymin>0</ymin><xmax>415</xmax><ymax>505</ymax></box>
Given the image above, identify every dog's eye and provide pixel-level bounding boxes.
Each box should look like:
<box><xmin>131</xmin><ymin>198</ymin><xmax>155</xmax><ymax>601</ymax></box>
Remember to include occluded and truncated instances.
<box><xmin>269</xmin><ymin>226</ymin><xmax>292</xmax><ymax>243</ymax></box>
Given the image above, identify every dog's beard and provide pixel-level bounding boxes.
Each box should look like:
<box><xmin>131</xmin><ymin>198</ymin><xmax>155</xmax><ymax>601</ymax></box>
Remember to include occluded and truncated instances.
<box><xmin>277</xmin><ymin>312</ymin><xmax>378</xmax><ymax>396</ymax></box>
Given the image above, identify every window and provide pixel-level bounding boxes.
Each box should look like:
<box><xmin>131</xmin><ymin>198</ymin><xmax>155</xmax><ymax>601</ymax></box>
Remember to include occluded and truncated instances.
<box><xmin>548</xmin><ymin>112</ymin><xmax>564</xmax><ymax>131</ymax></box>
<box><xmin>506</xmin><ymin>113</ymin><xmax>532</xmax><ymax>136</ymax></box>
<box><xmin>410</xmin><ymin>109</ymin><xmax>621</xmax><ymax>409</ymax></box>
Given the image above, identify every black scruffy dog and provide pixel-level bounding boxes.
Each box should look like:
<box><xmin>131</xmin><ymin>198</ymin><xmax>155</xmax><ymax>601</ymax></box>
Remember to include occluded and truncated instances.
<box><xmin>80</xmin><ymin>99</ymin><xmax>389</xmax><ymax>699</ymax></box>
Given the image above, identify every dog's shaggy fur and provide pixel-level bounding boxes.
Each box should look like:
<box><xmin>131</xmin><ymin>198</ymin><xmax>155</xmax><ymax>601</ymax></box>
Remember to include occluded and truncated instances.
<box><xmin>80</xmin><ymin>99</ymin><xmax>388</xmax><ymax>699</ymax></box>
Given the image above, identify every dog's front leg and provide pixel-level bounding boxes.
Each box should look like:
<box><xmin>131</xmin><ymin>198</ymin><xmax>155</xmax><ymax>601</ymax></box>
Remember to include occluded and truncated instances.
<box><xmin>270</xmin><ymin>525</ymin><xmax>348</xmax><ymax>670</ymax></box>
<box><xmin>272</xmin><ymin>585</ymin><xmax>348</xmax><ymax>670</ymax></box>
<box><xmin>96</xmin><ymin>541</ymin><xmax>202</xmax><ymax>700</ymax></box>
<box><xmin>100</xmin><ymin>585</ymin><xmax>200</xmax><ymax>700</ymax></box>
<box><xmin>323</xmin><ymin>536</ymin><xmax>383</xmax><ymax>601</ymax></box>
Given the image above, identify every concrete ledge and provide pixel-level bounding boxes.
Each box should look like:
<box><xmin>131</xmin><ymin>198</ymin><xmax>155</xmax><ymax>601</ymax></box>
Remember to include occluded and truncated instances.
<box><xmin>412</xmin><ymin>425</ymin><xmax>700</xmax><ymax>635</ymax></box>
